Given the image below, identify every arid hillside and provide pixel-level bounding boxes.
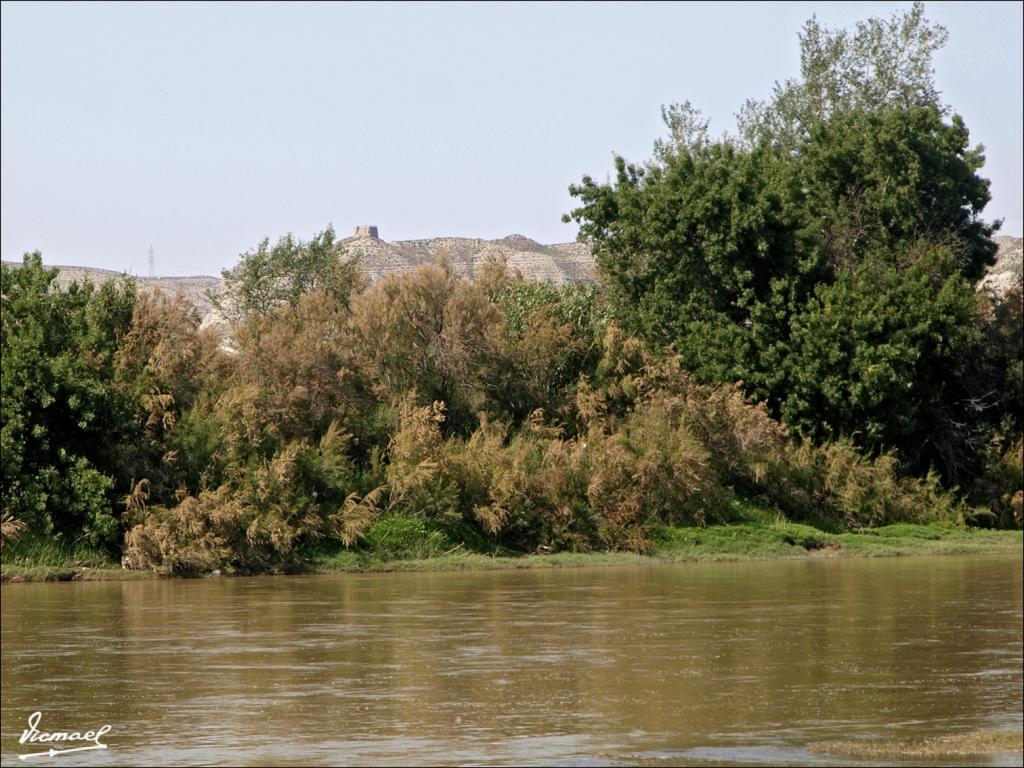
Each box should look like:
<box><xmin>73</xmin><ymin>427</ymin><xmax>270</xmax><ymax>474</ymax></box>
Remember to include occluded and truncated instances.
<box><xmin>0</xmin><ymin>263</ymin><xmax>222</xmax><ymax>316</ymax></box>
<box><xmin>340</xmin><ymin>229</ymin><xmax>596</xmax><ymax>285</ymax></box>
<box><xmin>980</xmin><ymin>236</ymin><xmax>1024</xmax><ymax>295</ymax></box>
<box><xmin>5</xmin><ymin>233</ymin><xmax>1020</xmax><ymax>330</ymax></box>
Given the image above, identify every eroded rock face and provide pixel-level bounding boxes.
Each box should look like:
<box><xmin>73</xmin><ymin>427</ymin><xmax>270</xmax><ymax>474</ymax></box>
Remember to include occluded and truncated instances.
<box><xmin>979</xmin><ymin>236</ymin><xmax>1024</xmax><ymax>296</ymax></box>
<box><xmin>337</xmin><ymin>233</ymin><xmax>596</xmax><ymax>286</ymax></box>
<box><xmin>1</xmin><ymin>263</ymin><xmax>223</xmax><ymax>317</ymax></box>
<box><xmin>6</xmin><ymin>234</ymin><xmax>1021</xmax><ymax>334</ymax></box>
<box><xmin>1</xmin><ymin>234</ymin><xmax>596</xmax><ymax>345</ymax></box>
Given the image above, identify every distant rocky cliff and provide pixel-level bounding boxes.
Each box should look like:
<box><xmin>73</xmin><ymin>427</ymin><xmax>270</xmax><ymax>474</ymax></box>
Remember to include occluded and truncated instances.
<box><xmin>3</xmin><ymin>229</ymin><xmax>596</xmax><ymax>328</ymax></box>
<box><xmin>27</xmin><ymin>265</ymin><xmax>223</xmax><ymax>317</ymax></box>
<box><xmin>980</xmin><ymin>236</ymin><xmax>1024</xmax><ymax>296</ymax></box>
<box><xmin>339</xmin><ymin>228</ymin><xmax>595</xmax><ymax>285</ymax></box>
<box><xmin>5</xmin><ymin>232</ymin><xmax>1021</xmax><ymax>331</ymax></box>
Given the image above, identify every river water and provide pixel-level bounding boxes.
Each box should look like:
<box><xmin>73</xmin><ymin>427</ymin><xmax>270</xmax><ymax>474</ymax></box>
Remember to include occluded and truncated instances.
<box><xmin>2</xmin><ymin>554</ymin><xmax>1021</xmax><ymax>766</ymax></box>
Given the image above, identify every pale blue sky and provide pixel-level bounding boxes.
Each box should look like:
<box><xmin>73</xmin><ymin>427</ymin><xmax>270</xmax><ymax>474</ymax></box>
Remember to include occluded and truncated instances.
<box><xmin>2</xmin><ymin>1</ymin><xmax>1021</xmax><ymax>276</ymax></box>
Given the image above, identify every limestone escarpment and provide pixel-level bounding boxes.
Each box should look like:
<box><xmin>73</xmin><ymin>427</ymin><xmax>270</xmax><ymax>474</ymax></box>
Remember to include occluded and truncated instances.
<box><xmin>338</xmin><ymin>230</ymin><xmax>595</xmax><ymax>286</ymax></box>
<box><xmin>980</xmin><ymin>236</ymin><xmax>1024</xmax><ymax>296</ymax></box>
<box><xmin>6</xmin><ymin>235</ymin><xmax>1021</xmax><ymax>334</ymax></box>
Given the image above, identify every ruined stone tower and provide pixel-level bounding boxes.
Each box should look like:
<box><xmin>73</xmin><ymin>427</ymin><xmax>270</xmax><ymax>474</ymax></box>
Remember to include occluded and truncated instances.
<box><xmin>354</xmin><ymin>225</ymin><xmax>379</xmax><ymax>239</ymax></box>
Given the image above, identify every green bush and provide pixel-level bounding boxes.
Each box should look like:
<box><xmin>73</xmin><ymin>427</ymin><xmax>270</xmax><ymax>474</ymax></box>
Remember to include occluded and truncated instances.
<box><xmin>1</xmin><ymin>254</ymin><xmax>137</xmax><ymax>545</ymax></box>
<box><xmin>358</xmin><ymin>516</ymin><xmax>460</xmax><ymax>560</ymax></box>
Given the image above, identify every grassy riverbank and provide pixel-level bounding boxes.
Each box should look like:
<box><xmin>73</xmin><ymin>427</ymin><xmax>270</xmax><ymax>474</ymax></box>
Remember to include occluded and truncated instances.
<box><xmin>809</xmin><ymin>729</ymin><xmax>1023</xmax><ymax>759</ymax></box>
<box><xmin>2</xmin><ymin>521</ymin><xmax>1021</xmax><ymax>582</ymax></box>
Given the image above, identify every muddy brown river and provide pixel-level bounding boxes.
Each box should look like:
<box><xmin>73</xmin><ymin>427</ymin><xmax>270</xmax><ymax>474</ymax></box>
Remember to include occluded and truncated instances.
<box><xmin>2</xmin><ymin>554</ymin><xmax>1021</xmax><ymax>766</ymax></box>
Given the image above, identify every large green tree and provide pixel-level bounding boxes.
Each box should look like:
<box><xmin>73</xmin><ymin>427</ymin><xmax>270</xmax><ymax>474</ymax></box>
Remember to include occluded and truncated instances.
<box><xmin>737</xmin><ymin>0</ymin><xmax>949</xmax><ymax>148</ymax></box>
<box><xmin>212</xmin><ymin>225</ymin><xmax>363</xmax><ymax>326</ymax></box>
<box><xmin>565</xmin><ymin>3</ymin><xmax>1000</xmax><ymax>480</ymax></box>
<box><xmin>1</xmin><ymin>254</ymin><xmax>137</xmax><ymax>545</ymax></box>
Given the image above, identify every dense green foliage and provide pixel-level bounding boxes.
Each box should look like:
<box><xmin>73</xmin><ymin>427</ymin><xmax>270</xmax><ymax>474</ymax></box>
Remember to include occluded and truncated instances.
<box><xmin>564</xmin><ymin>4</ymin><xmax>1011</xmax><ymax>483</ymax></box>
<box><xmin>212</xmin><ymin>225</ymin><xmax>363</xmax><ymax>326</ymax></box>
<box><xmin>3</xmin><ymin>246</ymin><xmax>1010</xmax><ymax>575</ymax></box>
<box><xmin>736</xmin><ymin>2</ymin><xmax>949</xmax><ymax>149</ymax></box>
<box><xmin>1</xmin><ymin>4</ymin><xmax>1020</xmax><ymax>575</ymax></box>
<box><xmin>1</xmin><ymin>255</ymin><xmax>137</xmax><ymax>547</ymax></box>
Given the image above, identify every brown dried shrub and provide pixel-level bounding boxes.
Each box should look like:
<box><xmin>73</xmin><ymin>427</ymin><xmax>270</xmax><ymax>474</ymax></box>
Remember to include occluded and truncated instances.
<box><xmin>1</xmin><ymin>510</ymin><xmax>27</xmax><ymax>551</ymax></box>
<box><xmin>117</xmin><ymin>290</ymin><xmax>228</xmax><ymax>430</ymax></box>
<box><xmin>220</xmin><ymin>290</ymin><xmax>370</xmax><ymax>449</ymax></box>
<box><xmin>779</xmin><ymin>438</ymin><xmax>970</xmax><ymax>527</ymax></box>
<box><xmin>350</xmin><ymin>260</ymin><xmax>510</xmax><ymax>432</ymax></box>
<box><xmin>123</xmin><ymin>422</ymin><xmax>382</xmax><ymax>573</ymax></box>
<box><xmin>972</xmin><ymin>435</ymin><xmax>1024</xmax><ymax>529</ymax></box>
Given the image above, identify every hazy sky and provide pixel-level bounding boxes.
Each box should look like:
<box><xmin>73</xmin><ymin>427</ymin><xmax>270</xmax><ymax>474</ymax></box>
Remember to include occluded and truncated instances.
<box><xmin>2</xmin><ymin>1</ymin><xmax>1021</xmax><ymax>276</ymax></box>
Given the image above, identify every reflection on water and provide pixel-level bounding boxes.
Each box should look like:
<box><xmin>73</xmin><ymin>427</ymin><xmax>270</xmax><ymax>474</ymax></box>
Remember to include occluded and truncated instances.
<box><xmin>2</xmin><ymin>555</ymin><xmax>1021</xmax><ymax>766</ymax></box>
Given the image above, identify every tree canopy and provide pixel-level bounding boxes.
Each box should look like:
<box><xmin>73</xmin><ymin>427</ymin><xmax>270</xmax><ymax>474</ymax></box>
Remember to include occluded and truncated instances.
<box><xmin>1</xmin><ymin>255</ymin><xmax>136</xmax><ymax>545</ymax></box>
<box><xmin>212</xmin><ymin>225</ymin><xmax>363</xmax><ymax>326</ymax></box>
<box><xmin>564</xmin><ymin>3</ymin><xmax>1005</xmax><ymax>480</ymax></box>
